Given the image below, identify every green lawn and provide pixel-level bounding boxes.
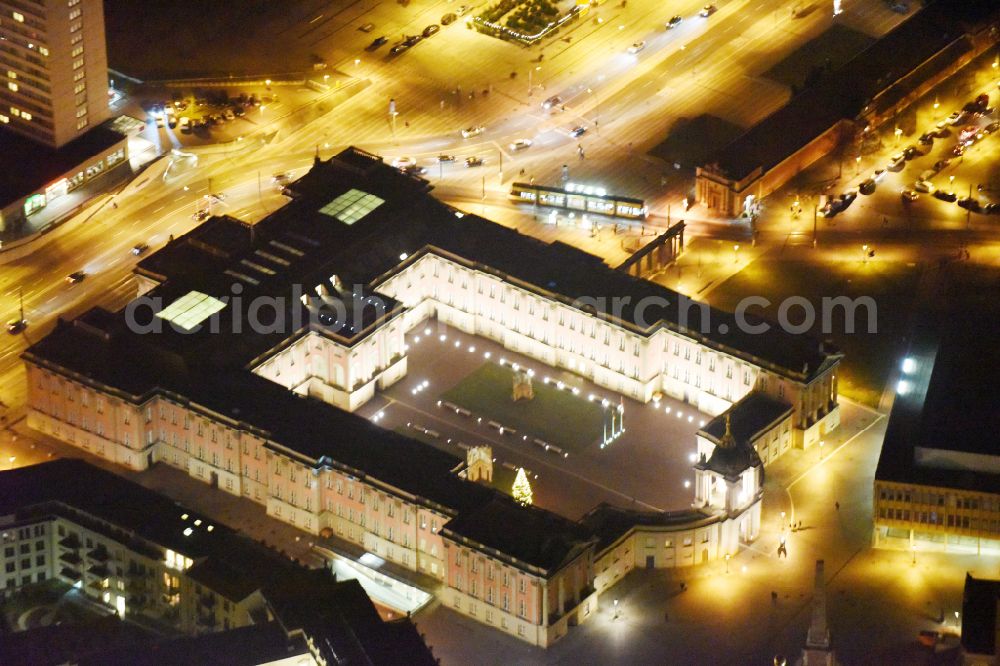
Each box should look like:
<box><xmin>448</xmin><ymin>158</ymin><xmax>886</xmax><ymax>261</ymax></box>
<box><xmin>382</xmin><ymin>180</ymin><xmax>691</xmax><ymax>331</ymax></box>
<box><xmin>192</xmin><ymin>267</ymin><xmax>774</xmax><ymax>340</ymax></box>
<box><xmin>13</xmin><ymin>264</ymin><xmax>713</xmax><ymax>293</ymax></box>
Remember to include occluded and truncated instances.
<box><xmin>441</xmin><ymin>363</ymin><xmax>608</xmax><ymax>452</ymax></box>
<box><xmin>707</xmin><ymin>259</ymin><xmax>923</xmax><ymax>407</ymax></box>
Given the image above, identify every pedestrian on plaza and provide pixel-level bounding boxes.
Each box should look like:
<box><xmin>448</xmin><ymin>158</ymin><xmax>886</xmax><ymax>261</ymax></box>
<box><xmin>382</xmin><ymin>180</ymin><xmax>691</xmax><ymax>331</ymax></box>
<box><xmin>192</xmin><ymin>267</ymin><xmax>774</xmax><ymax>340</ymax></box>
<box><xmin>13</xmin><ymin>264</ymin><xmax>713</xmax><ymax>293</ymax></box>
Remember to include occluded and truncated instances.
<box><xmin>835</xmin><ymin>501</ymin><xmax>840</xmax><ymax>511</ymax></box>
<box><xmin>771</xmin><ymin>591</ymin><xmax>778</xmax><ymax>604</ymax></box>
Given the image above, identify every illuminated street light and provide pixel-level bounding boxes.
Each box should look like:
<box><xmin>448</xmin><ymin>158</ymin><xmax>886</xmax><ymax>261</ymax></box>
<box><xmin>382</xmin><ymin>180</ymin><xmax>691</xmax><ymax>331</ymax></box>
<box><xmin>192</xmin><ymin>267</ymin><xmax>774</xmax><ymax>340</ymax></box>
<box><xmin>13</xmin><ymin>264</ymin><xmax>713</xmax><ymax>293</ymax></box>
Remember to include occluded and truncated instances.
<box><xmin>933</xmin><ymin>96</ymin><xmax>939</xmax><ymax>110</ymax></box>
<box><xmin>725</xmin><ymin>552</ymin><xmax>731</xmax><ymax>574</ymax></box>
<box><xmin>949</xmin><ymin>175</ymin><xmax>955</xmax><ymax>189</ymax></box>
<box><xmin>733</xmin><ymin>244</ymin><xmax>740</xmax><ymax>263</ymax></box>
<box><xmin>894</xmin><ymin>127</ymin><xmax>902</xmax><ymax>146</ymax></box>
<box><xmin>855</xmin><ymin>155</ymin><xmax>861</xmax><ymax>174</ymax></box>
<box><xmin>911</xmin><ymin>543</ymin><xmax>916</xmax><ymax>566</ymax></box>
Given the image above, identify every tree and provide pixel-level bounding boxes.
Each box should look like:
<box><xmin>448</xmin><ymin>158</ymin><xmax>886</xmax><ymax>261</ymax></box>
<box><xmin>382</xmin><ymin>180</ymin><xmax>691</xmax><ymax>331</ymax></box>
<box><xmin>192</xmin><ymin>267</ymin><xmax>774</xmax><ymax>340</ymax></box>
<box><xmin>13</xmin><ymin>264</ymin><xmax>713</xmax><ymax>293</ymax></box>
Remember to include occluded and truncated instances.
<box><xmin>512</xmin><ymin>467</ymin><xmax>533</xmax><ymax>505</ymax></box>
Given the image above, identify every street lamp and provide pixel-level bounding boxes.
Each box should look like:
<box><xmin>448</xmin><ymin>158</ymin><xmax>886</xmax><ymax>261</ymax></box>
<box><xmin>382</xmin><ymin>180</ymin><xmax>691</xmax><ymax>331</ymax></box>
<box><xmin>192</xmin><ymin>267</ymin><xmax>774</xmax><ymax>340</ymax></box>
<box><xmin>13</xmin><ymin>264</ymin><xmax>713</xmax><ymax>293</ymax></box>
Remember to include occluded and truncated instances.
<box><xmin>911</xmin><ymin>543</ymin><xmax>916</xmax><ymax>566</ymax></box>
<box><xmin>862</xmin><ymin>244</ymin><xmax>870</xmax><ymax>263</ymax></box>
<box><xmin>894</xmin><ymin>127</ymin><xmax>902</xmax><ymax>146</ymax></box>
<box><xmin>733</xmin><ymin>244</ymin><xmax>740</xmax><ymax>263</ymax></box>
<box><xmin>855</xmin><ymin>155</ymin><xmax>861</xmax><ymax>174</ymax></box>
<box><xmin>819</xmin><ymin>439</ymin><xmax>825</xmax><ymax>459</ymax></box>
<box><xmin>725</xmin><ymin>552</ymin><xmax>731</xmax><ymax>574</ymax></box>
<box><xmin>933</xmin><ymin>96</ymin><xmax>939</xmax><ymax>110</ymax></box>
<box><xmin>613</xmin><ymin>598</ymin><xmax>620</xmax><ymax>619</ymax></box>
<box><xmin>949</xmin><ymin>175</ymin><xmax>955</xmax><ymax>190</ymax></box>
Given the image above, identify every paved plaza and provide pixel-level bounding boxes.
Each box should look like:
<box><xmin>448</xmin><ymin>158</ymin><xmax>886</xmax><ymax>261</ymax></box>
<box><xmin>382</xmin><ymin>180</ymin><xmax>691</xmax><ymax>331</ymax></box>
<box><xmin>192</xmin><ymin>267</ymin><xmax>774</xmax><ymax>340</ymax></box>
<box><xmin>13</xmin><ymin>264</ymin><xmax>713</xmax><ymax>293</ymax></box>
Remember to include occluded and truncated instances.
<box><xmin>358</xmin><ymin>322</ymin><xmax>711</xmax><ymax>519</ymax></box>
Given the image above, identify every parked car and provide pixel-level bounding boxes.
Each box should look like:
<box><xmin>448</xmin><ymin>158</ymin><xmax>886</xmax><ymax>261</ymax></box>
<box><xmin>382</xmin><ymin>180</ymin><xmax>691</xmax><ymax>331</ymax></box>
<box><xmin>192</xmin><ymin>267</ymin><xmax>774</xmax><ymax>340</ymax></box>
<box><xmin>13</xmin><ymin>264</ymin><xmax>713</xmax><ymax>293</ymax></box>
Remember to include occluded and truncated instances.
<box><xmin>984</xmin><ymin>202</ymin><xmax>1000</xmax><ymax>215</ymax></box>
<box><xmin>666</xmin><ymin>15</ymin><xmax>683</xmax><ymax>28</ymax></box>
<box><xmin>872</xmin><ymin>168</ymin><xmax>887</xmax><ymax>182</ymax></box>
<box><xmin>975</xmin><ymin>93</ymin><xmax>990</xmax><ymax>110</ymax></box>
<box><xmin>984</xmin><ymin>121</ymin><xmax>1000</xmax><ymax>134</ymax></box>
<box><xmin>367</xmin><ymin>36</ymin><xmax>388</xmax><ymax>50</ymax></box>
<box><xmin>933</xmin><ymin>190</ymin><xmax>957</xmax><ymax>202</ymax></box>
<box><xmin>461</xmin><ymin>125</ymin><xmax>485</xmax><ymax>138</ymax></box>
<box><xmin>509</xmin><ymin>139</ymin><xmax>533</xmax><ymax>151</ymax></box>
<box><xmin>933</xmin><ymin>158</ymin><xmax>951</xmax><ymax>171</ymax></box>
<box><xmin>402</xmin><ymin>34</ymin><xmax>421</xmax><ymax>46</ymax></box>
<box><xmin>952</xmin><ymin>144</ymin><xmax>966</xmax><ymax>157</ymax></box>
<box><xmin>192</xmin><ymin>209</ymin><xmax>211</xmax><ymax>221</ymax></box>
<box><xmin>65</xmin><ymin>271</ymin><xmax>86</xmax><ymax>285</ymax></box>
<box><xmin>957</xmin><ymin>197</ymin><xmax>982</xmax><ymax>212</ymax></box>
<box><xmin>918</xmin><ymin>132</ymin><xmax>935</xmax><ymax>145</ymax></box>
<box><xmin>900</xmin><ymin>189</ymin><xmax>919</xmax><ymax>201</ymax></box>
<box><xmin>233</xmin><ymin>106</ymin><xmax>245</xmax><ymax>117</ymax></box>
<box><xmin>542</xmin><ymin>95</ymin><xmax>563</xmax><ymax>110</ymax></box>
<box><xmin>570</xmin><ymin>125</ymin><xmax>587</xmax><ymax>138</ymax></box>
<box><xmin>223</xmin><ymin>108</ymin><xmax>236</xmax><ymax>121</ymax></box>
<box><xmin>359</xmin><ymin>22</ymin><xmax>375</xmax><ymax>32</ymax></box>
<box><xmin>859</xmin><ymin>179</ymin><xmax>876</xmax><ymax>195</ymax></box>
<box><xmin>436</xmin><ymin>154</ymin><xmax>455</xmax><ymax>163</ymax></box>
<box><xmin>628</xmin><ymin>40</ymin><xmax>646</xmax><ymax>54</ymax></box>
<box><xmin>457</xmin><ymin>5</ymin><xmax>472</xmax><ymax>15</ymax></box>
<box><xmin>465</xmin><ymin>156</ymin><xmax>483</xmax><ymax>167</ymax></box>
<box><xmin>914</xmin><ymin>180</ymin><xmax>935</xmax><ymax>193</ymax></box>
<box><xmin>441</xmin><ymin>12</ymin><xmax>457</xmax><ymax>25</ymax></box>
<box><xmin>887</xmin><ymin>153</ymin><xmax>906</xmax><ymax>171</ymax></box>
<box><xmin>179</xmin><ymin>116</ymin><xmax>192</xmax><ymax>133</ymax></box>
<box><xmin>392</xmin><ymin>156</ymin><xmax>415</xmax><ymax>169</ymax></box>
<box><xmin>422</xmin><ymin>24</ymin><xmax>440</xmax><ymax>38</ymax></box>
<box><xmin>699</xmin><ymin>4</ymin><xmax>717</xmax><ymax>17</ymax></box>
<box><xmin>6</xmin><ymin>319</ymin><xmax>27</xmax><ymax>335</ymax></box>
<box><xmin>390</xmin><ymin>43</ymin><xmax>409</xmax><ymax>55</ymax></box>
<box><xmin>902</xmin><ymin>145</ymin><xmax>922</xmax><ymax>160</ymax></box>
<box><xmin>131</xmin><ymin>243</ymin><xmax>149</xmax><ymax>256</ymax></box>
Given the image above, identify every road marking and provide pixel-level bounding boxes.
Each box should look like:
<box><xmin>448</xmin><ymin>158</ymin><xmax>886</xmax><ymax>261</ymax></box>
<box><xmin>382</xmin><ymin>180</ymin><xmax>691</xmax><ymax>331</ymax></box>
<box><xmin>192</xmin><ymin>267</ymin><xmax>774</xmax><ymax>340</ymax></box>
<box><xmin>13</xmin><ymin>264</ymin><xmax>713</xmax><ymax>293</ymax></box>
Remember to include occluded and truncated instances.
<box><xmin>152</xmin><ymin>205</ymin><xmax>165</xmax><ymax>213</ymax></box>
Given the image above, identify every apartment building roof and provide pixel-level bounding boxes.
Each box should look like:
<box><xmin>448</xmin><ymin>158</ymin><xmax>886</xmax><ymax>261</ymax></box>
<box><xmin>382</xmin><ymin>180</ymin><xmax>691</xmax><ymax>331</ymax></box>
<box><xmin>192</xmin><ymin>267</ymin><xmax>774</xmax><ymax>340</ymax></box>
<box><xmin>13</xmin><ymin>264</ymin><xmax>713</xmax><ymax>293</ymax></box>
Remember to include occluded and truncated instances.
<box><xmin>0</xmin><ymin>460</ymin><xmax>436</xmax><ymax>665</ymax></box>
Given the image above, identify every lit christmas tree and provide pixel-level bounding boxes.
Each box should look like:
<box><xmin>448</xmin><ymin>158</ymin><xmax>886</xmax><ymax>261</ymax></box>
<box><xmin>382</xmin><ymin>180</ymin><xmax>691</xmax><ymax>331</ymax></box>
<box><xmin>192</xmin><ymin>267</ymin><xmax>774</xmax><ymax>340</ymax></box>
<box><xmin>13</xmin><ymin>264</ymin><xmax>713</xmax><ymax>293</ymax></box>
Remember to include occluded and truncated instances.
<box><xmin>512</xmin><ymin>467</ymin><xmax>533</xmax><ymax>506</ymax></box>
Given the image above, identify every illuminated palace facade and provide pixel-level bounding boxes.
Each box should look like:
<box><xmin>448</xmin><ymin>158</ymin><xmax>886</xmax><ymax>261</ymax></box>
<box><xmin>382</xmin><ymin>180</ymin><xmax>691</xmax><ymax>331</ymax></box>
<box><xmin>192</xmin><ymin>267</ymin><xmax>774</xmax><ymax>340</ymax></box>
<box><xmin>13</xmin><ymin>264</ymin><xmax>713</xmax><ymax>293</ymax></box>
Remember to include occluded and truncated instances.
<box><xmin>23</xmin><ymin>148</ymin><xmax>842</xmax><ymax>646</ymax></box>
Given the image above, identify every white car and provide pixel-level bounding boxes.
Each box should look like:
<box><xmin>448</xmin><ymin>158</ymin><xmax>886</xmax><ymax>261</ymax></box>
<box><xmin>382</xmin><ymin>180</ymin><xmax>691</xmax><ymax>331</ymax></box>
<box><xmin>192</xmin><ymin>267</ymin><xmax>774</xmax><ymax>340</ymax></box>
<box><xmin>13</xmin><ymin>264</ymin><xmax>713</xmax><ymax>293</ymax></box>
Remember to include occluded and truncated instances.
<box><xmin>391</xmin><ymin>156</ymin><xmax>415</xmax><ymax>169</ymax></box>
<box><xmin>700</xmin><ymin>4</ymin><xmax>717</xmax><ymax>17</ymax></box>
<box><xmin>509</xmin><ymin>139</ymin><xmax>532</xmax><ymax>151</ymax></box>
<box><xmin>461</xmin><ymin>125</ymin><xmax>485</xmax><ymax>138</ymax></box>
<box><xmin>945</xmin><ymin>111</ymin><xmax>965</xmax><ymax>126</ymax></box>
<box><xmin>914</xmin><ymin>180</ymin><xmax>935</xmax><ymax>193</ymax></box>
<box><xmin>628</xmin><ymin>41</ymin><xmax>645</xmax><ymax>54</ymax></box>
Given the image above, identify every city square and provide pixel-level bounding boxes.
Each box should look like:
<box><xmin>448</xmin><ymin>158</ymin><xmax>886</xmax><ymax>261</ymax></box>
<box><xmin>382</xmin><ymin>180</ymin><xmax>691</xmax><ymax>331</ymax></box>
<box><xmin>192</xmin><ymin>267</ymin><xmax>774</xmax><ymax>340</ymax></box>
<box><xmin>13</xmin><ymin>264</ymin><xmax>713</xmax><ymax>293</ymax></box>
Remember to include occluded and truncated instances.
<box><xmin>2</xmin><ymin>0</ymin><xmax>1000</xmax><ymax>664</ymax></box>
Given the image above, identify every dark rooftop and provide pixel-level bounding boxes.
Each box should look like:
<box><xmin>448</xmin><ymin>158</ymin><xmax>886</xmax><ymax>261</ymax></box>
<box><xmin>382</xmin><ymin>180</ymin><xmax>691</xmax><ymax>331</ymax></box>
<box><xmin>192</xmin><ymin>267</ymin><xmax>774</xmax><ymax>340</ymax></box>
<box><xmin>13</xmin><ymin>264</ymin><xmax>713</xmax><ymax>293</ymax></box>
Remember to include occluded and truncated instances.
<box><xmin>74</xmin><ymin>623</ymin><xmax>309</xmax><ymax>666</ymax></box>
<box><xmin>962</xmin><ymin>573</ymin><xmax>1000</xmax><ymax>657</ymax></box>
<box><xmin>875</xmin><ymin>267</ymin><xmax>1000</xmax><ymax>494</ymax></box>
<box><xmin>0</xmin><ymin>460</ymin><xmax>436</xmax><ymax>665</ymax></box>
<box><xmin>580</xmin><ymin>503</ymin><xmax>715</xmax><ymax>554</ymax></box>
<box><xmin>442</xmin><ymin>495</ymin><xmax>597</xmax><ymax>573</ymax></box>
<box><xmin>704</xmin><ymin>0</ymin><xmax>996</xmax><ymax>181</ymax></box>
<box><xmin>132</xmin><ymin>148</ymin><xmax>840</xmax><ymax>382</ymax></box>
<box><xmin>699</xmin><ymin>391</ymin><xmax>792</xmax><ymax>446</ymax></box>
<box><xmin>0</xmin><ymin>122</ymin><xmax>126</xmax><ymax>205</ymax></box>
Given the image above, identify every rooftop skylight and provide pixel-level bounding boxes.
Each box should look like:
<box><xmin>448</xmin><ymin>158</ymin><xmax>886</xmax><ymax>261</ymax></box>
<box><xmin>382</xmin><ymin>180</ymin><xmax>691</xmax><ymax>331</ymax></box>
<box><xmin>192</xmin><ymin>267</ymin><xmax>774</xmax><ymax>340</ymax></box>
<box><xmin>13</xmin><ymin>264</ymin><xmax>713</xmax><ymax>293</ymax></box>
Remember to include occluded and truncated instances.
<box><xmin>318</xmin><ymin>188</ymin><xmax>384</xmax><ymax>225</ymax></box>
<box><xmin>156</xmin><ymin>291</ymin><xmax>227</xmax><ymax>331</ymax></box>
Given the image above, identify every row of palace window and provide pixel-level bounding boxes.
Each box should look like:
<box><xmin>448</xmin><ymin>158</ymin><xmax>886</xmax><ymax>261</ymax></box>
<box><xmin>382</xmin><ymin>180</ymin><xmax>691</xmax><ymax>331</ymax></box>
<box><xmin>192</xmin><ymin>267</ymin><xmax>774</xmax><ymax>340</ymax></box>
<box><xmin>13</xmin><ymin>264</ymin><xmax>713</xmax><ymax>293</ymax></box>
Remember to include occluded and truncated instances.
<box><xmin>879</xmin><ymin>487</ymin><xmax>998</xmax><ymax>512</ymax></box>
<box><xmin>879</xmin><ymin>507</ymin><xmax>1000</xmax><ymax>532</ymax></box>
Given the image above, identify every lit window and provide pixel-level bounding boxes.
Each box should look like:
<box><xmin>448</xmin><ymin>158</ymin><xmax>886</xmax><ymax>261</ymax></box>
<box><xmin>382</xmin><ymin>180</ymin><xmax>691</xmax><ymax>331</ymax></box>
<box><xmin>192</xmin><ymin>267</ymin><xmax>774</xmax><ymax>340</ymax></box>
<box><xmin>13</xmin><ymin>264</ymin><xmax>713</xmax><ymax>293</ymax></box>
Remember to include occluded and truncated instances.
<box><xmin>10</xmin><ymin>107</ymin><xmax>19</xmax><ymax>117</ymax></box>
<box><xmin>13</xmin><ymin>12</ymin><xmax>24</xmax><ymax>22</ymax></box>
<box><xmin>71</xmin><ymin>46</ymin><xmax>83</xmax><ymax>57</ymax></box>
<box><xmin>76</xmin><ymin>118</ymin><xmax>88</xmax><ymax>130</ymax></box>
<box><xmin>7</xmin><ymin>82</ymin><xmax>17</xmax><ymax>92</ymax></box>
<box><xmin>72</xmin><ymin>58</ymin><xmax>84</xmax><ymax>70</ymax></box>
<box><xmin>0</xmin><ymin>114</ymin><xmax>8</xmax><ymax>124</ymax></box>
<box><xmin>39</xmin><ymin>47</ymin><xmax>49</xmax><ymax>57</ymax></box>
<box><xmin>6</xmin><ymin>71</ymin><xmax>16</xmax><ymax>79</ymax></box>
<box><xmin>76</xmin><ymin>106</ymin><xmax>87</xmax><ymax>117</ymax></box>
<box><xmin>22</xmin><ymin>112</ymin><xmax>31</xmax><ymax>121</ymax></box>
